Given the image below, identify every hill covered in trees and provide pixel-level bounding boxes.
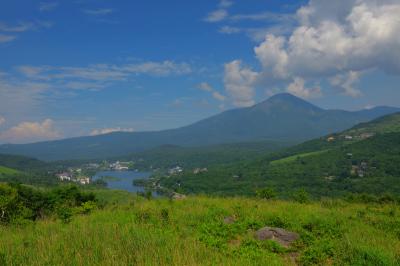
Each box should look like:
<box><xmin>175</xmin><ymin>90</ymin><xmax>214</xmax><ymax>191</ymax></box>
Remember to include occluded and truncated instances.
<box><xmin>158</xmin><ymin>113</ymin><xmax>400</xmax><ymax>197</ymax></box>
<box><xmin>0</xmin><ymin>154</ymin><xmax>58</xmax><ymax>185</ymax></box>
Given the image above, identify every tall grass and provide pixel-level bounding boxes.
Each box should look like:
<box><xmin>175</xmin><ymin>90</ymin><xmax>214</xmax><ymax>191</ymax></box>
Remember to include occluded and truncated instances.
<box><xmin>1</xmin><ymin>196</ymin><xmax>399</xmax><ymax>265</ymax></box>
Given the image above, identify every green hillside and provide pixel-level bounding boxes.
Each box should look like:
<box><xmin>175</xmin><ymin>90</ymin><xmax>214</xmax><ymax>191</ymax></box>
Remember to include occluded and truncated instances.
<box><xmin>0</xmin><ymin>153</ymin><xmax>47</xmax><ymax>172</ymax></box>
<box><xmin>0</xmin><ymin>154</ymin><xmax>58</xmax><ymax>185</ymax></box>
<box><xmin>1</xmin><ymin>185</ymin><xmax>399</xmax><ymax>266</ymax></box>
<box><xmin>0</xmin><ymin>165</ymin><xmax>19</xmax><ymax>175</ymax></box>
<box><xmin>348</xmin><ymin>112</ymin><xmax>400</xmax><ymax>135</ymax></box>
<box><xmin>158</xmin><ymin>113</ymin><xmax>400</xmax><ymax>197</ymax></box>
<box><xmin>259</xmin><ymin>112</ymin><xmax>400</xmax><ymax>163</ymax></box>
<box><xmin>116</xmin><ymin>140</ymin><xmax>295</xmax><ymax>170</ymax></box>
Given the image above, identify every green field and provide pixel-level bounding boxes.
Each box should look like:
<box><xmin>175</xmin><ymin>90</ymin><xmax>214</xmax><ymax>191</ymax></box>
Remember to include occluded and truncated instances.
<box><xmin>0</xmin><ymin>165</ymin><xmax>19</xmax><ymax>175</ymax></box>
<box><xmin>1</xmin><ymin>195</ymin><xmax>400</xmax><ymax>266</ymax></box>
<box><xmin>269</xmin><ymin>150</ymin><xmax>330</xmax><ymax>165</ymax></box>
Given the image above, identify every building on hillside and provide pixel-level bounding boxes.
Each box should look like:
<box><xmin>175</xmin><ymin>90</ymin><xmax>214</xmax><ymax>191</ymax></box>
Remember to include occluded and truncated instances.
<box><xmin>360</xmin><ymin>132</ymin><xmax>375</xmax><ymax>140</ymax></box>
<box><xmin>169</xmin><ymin>166</ymin><xmax>183</xmax><ymax>175</ymax></box>
<box><xmin>57</xmin><ymin>173</ymin><xmax>72</xmax><ymax>181</ymax></box>
<box><xmin>110</xmin><ymin>161</ymin><xmax>130</xmax><ymax>171</ymax></box>
<box><xmin>193</xmin><ymin>168</ymin><xmax>208</xmax><ymax>174</ymax></box>
<box><xmin>327</xmin><ymin>136</ymin><xmax>335</xmax><ymax>142</ymax></box>
<box><xmin>344</xmin><ymin>135</ymin><xmax>353</xmax><ymax>140</ymax></box>
<box><xmin>78</xmin><ymin>177</ymin><xmax>90</xmax><ymax>185</ymax></box>
<box><xmin>351</xmin><ymin>161</ymin><xmax>368</xmax><ymax>177</ymax></box>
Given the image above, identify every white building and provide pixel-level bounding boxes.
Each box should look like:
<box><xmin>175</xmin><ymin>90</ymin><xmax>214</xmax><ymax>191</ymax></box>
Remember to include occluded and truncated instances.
<box><xmin>79</xmin><ymin>177</ymin><xmax>91</xmax><ymax>185</ymax></box>
<box><xmin>57</xmin><ymin>173</ymin><xmax>72</xmax><ymax>181</ymax></box>
<box><xmin>169</xmin><ymin>166</ymin><xmax>183</xmax><ymax>175</ymax></box>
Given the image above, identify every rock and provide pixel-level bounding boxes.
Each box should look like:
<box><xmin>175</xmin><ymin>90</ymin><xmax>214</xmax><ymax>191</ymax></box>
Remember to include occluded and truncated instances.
<box><xmin>255</xmin><ymin>227</ymin><xmax>299</xmax><ymax>247</ymax></box>
<box><xmin>171</xmin><ymin>192</ymin><xmax>186</xmax><ymax>200</ymax></box>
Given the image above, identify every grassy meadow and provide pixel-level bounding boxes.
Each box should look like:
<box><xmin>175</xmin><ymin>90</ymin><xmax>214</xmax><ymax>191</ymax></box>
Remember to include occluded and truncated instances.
<box><xmin>1</xmin><ymin>193</ymin><xmax>399</xmax><ymax>266</ymax></box>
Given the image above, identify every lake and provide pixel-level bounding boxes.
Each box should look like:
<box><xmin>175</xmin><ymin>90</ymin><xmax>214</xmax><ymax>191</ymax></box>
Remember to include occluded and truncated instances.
<box><xmin>92</xmin><ymin>170</ymin><xmax>152</xmax><ymax>193</ymax></box>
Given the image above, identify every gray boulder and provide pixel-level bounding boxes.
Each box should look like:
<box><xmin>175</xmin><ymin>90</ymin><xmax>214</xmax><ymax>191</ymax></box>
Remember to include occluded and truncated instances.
<box><xmin>255</xmin><ymin>227</ymin><xmax>299</xmax><ymax>247</ymax></box>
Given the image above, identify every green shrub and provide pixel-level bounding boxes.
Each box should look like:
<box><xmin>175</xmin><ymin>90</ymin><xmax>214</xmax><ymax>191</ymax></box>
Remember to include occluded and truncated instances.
<box><xmin>0</xmin><ymin>183</ymin><xmax>97</xmax><ymax>225</ymax></box>
<box><xmin>256</xmin><ymin>187</ymin><xmax>277</xmax><ymax>200</ymax></box>
<box><xmin>56</xmin><ymin>206</ymin><xmax>73</xmax><ymax>223</ymax></box>
<box><xmin>300</xmin><ymin>239</ymin><xmax>335</xmax><ymax>265</ymax></box>
<box><xmin>292</xmin><ymin>189</ymin><xmax>310</xmax><ymax>203</ymax></box>
<box><xmin>79</xmin><ymin>201</ymin><xmax>97</xmax><ymax>215</ymax></box>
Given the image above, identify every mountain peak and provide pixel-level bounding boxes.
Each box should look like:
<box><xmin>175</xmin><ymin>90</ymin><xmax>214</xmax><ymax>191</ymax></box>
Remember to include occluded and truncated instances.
<box><xmin>268</xmin><ymin>93</ymin><xmax>300</xmax><ymax>101</ymax></box>
<box><xmin>254</xmin><ymin>93</ymin><xmax>323</xmax><ymax>112</ymax></box>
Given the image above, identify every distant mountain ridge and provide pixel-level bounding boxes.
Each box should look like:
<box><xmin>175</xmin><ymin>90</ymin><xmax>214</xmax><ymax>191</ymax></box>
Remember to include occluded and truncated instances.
<box><xmin>0</xmin><ymin>93</ymin><xmax>399</xmax><ymax>161</ymax></box>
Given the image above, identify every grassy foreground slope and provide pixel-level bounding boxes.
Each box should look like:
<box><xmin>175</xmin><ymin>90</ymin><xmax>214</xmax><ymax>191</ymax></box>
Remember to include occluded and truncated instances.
<box><xmin>1</xmin><ymin>196</ymin><xmax>400</xmax><ymax>266</ymax></box>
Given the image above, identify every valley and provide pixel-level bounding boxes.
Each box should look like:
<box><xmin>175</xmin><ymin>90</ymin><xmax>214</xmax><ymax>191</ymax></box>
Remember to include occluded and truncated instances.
<box><xmin>1</xmin><ymin>96</ymin><xmax>400</xmax><ymax>266</ymax></box>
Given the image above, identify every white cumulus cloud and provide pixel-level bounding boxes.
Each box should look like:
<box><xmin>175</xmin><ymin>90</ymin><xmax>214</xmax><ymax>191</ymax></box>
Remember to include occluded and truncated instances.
<box><xmin>286</xmin><ymin>77</ymin><xmax>322</xmax><ymax>99</ymax></box>
<box><xmin>224</xmin><ymin>0</ymin><xmax>400</xmax><ymax>100</ymax></box>
<box><xmin>90</xmin><ymin>127</ymin><xmax>135</xmax><ymax>136</ymax></box>
<box><xmin>224</xmin><ymin>60</ymin><xmax>258</xmax><ymax>107</ymax></box>
<box><xmin>0</xmin><ymin>119</ymin><xmax>61</xmax><ymax>144</ymax></box>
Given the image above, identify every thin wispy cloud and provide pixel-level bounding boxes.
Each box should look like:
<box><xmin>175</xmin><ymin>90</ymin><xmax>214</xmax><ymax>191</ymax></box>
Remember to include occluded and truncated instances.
<box><xmin>0</xmin><ymin>34</ymin><xmax>16</xmax><ymax>43</ymax></box>
<box><xmin>218</xmin><ymin>26</ymin><xmax>241</xmax><ymax>34</ymax></box>
<box><xmin>204</xmin><ymin>0</ymin><xmax>234</xmax><ymax>23</ymax></box>
<box><xmin>0</xmin><ymin>22</ymin><xmax>34</xmax><ymax>32</ymax></box>
<box><xmin>204</xmin><ymin>9</ymin><xmax>228</xmax><ymax>23</ymax></box>
<box><xmin>0</xmin><ymin>60</ymin><xmax>193</xmax><ymax>128</ymax></box>
<box><xmin>0</xmin><ymin>75</ymin><xmax>50</xmax><ymax>120</ymax></box>
<box><xmin>17</xmin><ymin>61</ymin><xmax>192</xmax><ymax>83</ymax></box>
<box><xmin>0</xmin><ymin>21</ymin><xmax>52</xmax><ymax>44</ymax></box>
<box><xmin>197</xmin><ymin>82</ymin><xmax>226</xmax><ymax>102</ymax></box>
<box><xmin>83</xmin><ymin>8</ymin><xmax>115</xmax><ymax>16</ymax></box>
<box><xmin>230</xmin><ymin>12</ymin><xmax>294</xmax><ymax>23</ymax></box>
<box><xmin>204</xmin><ymin>2</ymin><xmax>297</xmax><ymax>45</ymax></box>
<box><xmin>219</xmin><ymin>0</ymin><xmax>233</xmax><ymax>9</ymax></box>
<box><xmin>219</xmin><ymin>25</ymin><xmax>295</xmax><ymax>42</ymax></box>
<box><xmin>39</xmin><ymin>2</ymin><xmax>59</xmax><ymax>12</ymax></box>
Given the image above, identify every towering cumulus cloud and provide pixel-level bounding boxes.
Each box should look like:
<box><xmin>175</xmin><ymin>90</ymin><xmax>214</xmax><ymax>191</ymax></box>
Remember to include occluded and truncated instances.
<box><xmin>224</xmin><ymin>60</ymin><xmax>258</xmax><ymax>107</ymax></box>
<box><xmin>225</xmin><ymin>0</ymin><xmax>400</xmax><ymax>103</ymax></box>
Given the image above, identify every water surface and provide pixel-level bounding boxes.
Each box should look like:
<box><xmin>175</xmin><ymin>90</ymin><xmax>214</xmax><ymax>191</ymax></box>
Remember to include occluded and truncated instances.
<box><xmin>92</xmin><ymin>170</ymin><xmax>152</xmax><ymax>193</ymax></box>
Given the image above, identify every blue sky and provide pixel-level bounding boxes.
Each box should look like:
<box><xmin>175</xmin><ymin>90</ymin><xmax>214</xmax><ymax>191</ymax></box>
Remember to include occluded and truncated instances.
<box><xmin>0</xmin><ymin>0</ymin><xmax>399</xmax><ymax>143</ymax></box>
